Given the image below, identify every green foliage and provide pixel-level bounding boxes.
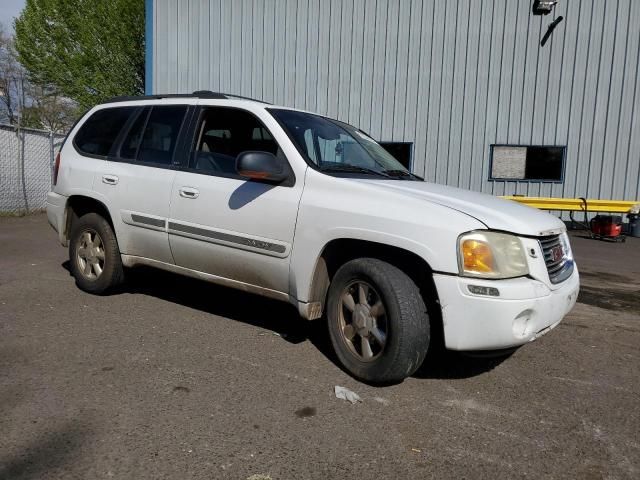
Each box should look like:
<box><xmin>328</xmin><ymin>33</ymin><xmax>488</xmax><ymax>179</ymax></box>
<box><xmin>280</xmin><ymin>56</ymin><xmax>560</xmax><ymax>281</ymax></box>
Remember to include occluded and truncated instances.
<box><xmin>22</xmin><ymin>85</ymin><xmax>81</xmax><ymax>132</ymax></box>
<box><xmin>14</xmin><ymin>0</ymin><xmax>144</xmax><ymax>109</ymax></box>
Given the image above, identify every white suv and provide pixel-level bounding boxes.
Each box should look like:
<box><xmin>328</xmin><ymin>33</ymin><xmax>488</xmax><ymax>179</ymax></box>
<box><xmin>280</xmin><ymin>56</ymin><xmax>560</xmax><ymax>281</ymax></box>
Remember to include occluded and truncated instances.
<box><xmin>46</xmin><ymin>91</ymin><xmax>579</xmax><ymax>383</ymax></box>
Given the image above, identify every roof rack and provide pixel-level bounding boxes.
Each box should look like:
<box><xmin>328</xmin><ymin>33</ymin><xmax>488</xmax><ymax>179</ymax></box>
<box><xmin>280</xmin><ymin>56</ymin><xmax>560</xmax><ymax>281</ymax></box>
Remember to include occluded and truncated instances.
<box><xmin>211</xmin><ymin>92</ymin><xmax>271</xmax><ymax>104</ymax></box>
<box><xmin>106</xmin><ymin>91</ymin><xmax>271</xmax><ymax>104</ymax></box>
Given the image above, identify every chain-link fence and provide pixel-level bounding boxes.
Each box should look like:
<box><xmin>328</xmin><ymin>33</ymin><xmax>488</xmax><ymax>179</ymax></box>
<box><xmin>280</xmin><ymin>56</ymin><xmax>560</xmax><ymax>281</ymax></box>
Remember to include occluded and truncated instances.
<box><xmin>0</xmin><ymin>124</ymin><xmax>65</xmax><ymax>215</ymax></box>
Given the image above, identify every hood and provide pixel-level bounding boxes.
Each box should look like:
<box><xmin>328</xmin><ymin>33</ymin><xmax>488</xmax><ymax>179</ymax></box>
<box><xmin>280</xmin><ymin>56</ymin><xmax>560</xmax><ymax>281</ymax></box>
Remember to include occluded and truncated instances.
<box><xmin>356</xmin><ymin>180</ymin><xmax>565</xmax><ymax>237</ymax></box>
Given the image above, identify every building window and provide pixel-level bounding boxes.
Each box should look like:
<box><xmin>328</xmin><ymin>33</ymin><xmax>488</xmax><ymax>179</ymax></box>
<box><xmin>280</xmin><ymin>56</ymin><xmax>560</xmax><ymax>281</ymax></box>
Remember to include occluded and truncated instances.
<box><xmin>489</xmin><ymin>145</ymin><xmax>565</xmax><ymax>182</ymax></box>
<box><xmin>378</xmin><ymin>142</ymin><xmax>413</xmax><ymax>170</ymax></box>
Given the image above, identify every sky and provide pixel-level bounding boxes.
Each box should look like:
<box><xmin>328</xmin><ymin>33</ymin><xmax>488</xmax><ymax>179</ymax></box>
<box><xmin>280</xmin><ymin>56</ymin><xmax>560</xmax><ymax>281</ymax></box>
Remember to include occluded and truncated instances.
<box><xmin>0</xmin><ymin>0</ymin><xmax>26</xmax><ymax>31</ymax></box>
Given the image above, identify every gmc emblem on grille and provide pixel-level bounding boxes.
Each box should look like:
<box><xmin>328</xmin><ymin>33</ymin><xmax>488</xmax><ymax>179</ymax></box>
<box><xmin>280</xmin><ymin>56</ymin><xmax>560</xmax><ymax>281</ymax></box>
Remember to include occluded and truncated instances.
<box><xmin>551</xmin><ymin>245</ymin><xmax>563</xmax><ymax>262</ymax></box>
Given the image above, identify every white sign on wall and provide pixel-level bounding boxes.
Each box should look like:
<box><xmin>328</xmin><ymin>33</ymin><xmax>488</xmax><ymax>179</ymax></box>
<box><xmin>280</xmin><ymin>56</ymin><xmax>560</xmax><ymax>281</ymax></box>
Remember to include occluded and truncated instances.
<box><xmin>491</xmin><ymin>146</ymin><xmax>527</xmax><ymax>179</ymax></box>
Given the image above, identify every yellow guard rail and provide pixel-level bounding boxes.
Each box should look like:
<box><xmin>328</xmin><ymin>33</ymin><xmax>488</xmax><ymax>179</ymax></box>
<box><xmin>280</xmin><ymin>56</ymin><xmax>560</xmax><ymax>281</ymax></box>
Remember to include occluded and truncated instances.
<box><xmin>501</xmin><ymin>196</ymin><xmax>638</xmax><ymax>213</ymax></box>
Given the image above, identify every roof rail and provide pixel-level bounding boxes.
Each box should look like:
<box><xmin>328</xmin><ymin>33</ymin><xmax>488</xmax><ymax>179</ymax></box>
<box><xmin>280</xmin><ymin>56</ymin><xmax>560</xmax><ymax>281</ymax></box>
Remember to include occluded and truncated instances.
<box><xmin>106</xmin><ymin>90</ymin><xmax>270</xmax><ymax>104</ymax></box>
<box><xmin>210</xmin><ymin>92</ymin><xmax>272</xmax><ymax>104</ymax></box>
<box><xmin>191</xmin><ymin>90</ymin><xmax>229</xmax><ymax>99</ymax></box>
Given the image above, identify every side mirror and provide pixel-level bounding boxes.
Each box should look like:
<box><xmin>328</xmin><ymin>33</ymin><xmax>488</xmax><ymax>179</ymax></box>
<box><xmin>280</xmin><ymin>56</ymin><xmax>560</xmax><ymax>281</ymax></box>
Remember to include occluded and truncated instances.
<box><xmin>236</xmin><ymin>151</ymin><xmax>289</xmax><ymax>183</ymax></box>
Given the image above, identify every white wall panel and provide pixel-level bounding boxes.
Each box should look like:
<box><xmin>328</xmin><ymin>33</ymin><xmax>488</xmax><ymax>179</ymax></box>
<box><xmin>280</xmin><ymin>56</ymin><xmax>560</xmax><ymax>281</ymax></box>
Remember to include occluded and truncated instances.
<box><xmin>152</xmin><ymin>0</ymin><xmax>640</xmax><ymax>203</ymax></box>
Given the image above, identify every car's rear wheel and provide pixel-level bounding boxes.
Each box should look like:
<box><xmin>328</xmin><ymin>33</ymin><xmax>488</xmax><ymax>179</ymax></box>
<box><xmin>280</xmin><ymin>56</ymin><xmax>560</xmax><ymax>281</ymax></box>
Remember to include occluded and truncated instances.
<box><xmin>326</xmin><ymin>258</ymin><xmax>430</xmax><ymax>383</ymax></box>
<box><xmin>69</xmin><ymin>212</ymin><xmax>124</xmax><ymax>294</ymax></box>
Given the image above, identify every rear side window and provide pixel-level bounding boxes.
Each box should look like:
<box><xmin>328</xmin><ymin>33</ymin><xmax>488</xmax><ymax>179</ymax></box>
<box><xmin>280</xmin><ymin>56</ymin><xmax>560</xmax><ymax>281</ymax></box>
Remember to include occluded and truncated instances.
<box><xmin>120</xmin><ymin>108</ymin><xmax>149</xmax><ymax>159</ymax></box>
<box><xmin>137</xmin><ymin>106</ymin><xmax>187</xmax><ymax>165</ymax></box>
<box><xmin>74</xmin><ymin>107</ymin><xmax>135</xmax><ymax>157</ymax></box>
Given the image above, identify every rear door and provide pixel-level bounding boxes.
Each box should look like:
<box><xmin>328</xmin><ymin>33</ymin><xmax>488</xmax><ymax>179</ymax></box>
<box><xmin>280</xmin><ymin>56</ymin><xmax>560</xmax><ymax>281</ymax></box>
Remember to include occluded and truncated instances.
<box><xmin>69</xmin><ymin>105</ymin><xmax>137</xmax><ymax>205</ymax></box>
<box><xmin>167</xmin><ymin>106</ymin><xmax>304</xmax><ymax>295</ymax></box>
<box><xmin>93</xmin><ymin>103</ymin><xmax>192</xmax><ymax>263</ymax></box>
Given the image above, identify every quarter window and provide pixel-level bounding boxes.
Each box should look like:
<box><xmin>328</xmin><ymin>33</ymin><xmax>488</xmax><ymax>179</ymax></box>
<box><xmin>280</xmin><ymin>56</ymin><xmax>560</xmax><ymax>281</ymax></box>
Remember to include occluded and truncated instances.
<box><xmin>74</xmin><ymin>107</ymin><xmax>135</xmax><ymax>157</ymax></box>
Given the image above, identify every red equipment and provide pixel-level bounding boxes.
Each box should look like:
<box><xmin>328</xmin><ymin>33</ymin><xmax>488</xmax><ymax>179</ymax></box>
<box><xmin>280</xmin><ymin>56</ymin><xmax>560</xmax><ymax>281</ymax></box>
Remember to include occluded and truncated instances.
<box><xmin>590</xmin><ymin>215</ymin><xmax>625</xmax><ymax>242</ymax></box>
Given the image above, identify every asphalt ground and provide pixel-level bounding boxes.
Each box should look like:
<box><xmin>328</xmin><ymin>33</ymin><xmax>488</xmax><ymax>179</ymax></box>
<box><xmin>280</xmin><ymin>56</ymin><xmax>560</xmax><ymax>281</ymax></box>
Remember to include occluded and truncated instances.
<box><xmin>1</xmin><ymin>214</ymin><xmax>639</xmax><ymax>480</ymax></box>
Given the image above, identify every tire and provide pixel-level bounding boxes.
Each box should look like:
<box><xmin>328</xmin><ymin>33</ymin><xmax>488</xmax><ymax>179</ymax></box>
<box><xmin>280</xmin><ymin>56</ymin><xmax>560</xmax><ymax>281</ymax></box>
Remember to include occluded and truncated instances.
<box><xmin>326</xmin><ymin>258</ymin><xmax>430</xmax><ymax>383</ymax></box>
<box><xmin>69</xmin><ymin>212</ymin><xmax>124</xmax><ymax>294</ymax></box>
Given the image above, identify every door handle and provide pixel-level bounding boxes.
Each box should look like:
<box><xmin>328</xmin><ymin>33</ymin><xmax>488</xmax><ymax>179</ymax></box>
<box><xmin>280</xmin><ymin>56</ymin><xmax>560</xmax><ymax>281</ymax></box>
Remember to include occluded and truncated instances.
<box><xmin>179</xmin><ymin>187</ymin><xmax>200</xmax><ymax>199</ymax></box>
<box><xmin>102</xmin><ymin>174</ymin><xmax>119</xmax><ymax>185</ymax></box>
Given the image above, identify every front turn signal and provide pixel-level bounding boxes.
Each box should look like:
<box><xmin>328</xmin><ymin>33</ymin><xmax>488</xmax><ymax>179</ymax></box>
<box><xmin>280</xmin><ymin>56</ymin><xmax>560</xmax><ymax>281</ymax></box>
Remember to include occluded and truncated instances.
<box><xmin>457</xmin><ymin>231</ymin><xmax>529</xmax><ymax>279</ymax></box>
<box><xmin>461</xmin><ymin>239</ymin><xmax>495</xmax><ymax>274</ymax></box>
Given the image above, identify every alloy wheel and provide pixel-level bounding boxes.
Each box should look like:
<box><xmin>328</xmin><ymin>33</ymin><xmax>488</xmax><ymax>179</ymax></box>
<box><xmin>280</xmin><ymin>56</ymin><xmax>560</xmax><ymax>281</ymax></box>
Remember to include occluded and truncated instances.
<box><xmin>76</xmin><ymin>229</ymin><xmax>106</xmax><ymax>280</ymax></box>
<box><xmin>338</xmin><ymin>280</ymin><xmax>388</xmax><ymax>362</ymax></box>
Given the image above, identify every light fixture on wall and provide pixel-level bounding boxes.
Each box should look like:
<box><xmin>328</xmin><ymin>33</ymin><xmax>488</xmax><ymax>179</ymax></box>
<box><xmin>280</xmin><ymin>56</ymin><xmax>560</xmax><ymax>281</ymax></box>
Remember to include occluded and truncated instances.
<box><xmin>532</xmin><ymin>0</ymin><xmax>558</xmax><ymax>15</ymax></box>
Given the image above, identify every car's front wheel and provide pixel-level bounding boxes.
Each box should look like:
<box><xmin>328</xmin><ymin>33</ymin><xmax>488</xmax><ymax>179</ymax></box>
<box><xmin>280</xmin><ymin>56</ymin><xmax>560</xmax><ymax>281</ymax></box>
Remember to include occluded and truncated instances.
<box><xmin>326</xmin><ymin>258</ymin><xmax>430</xmax><ymax>383</ymax></box>
<box><xmin>69</xmin><ymin>212</ymin><xmax>124</xmax><ymax>294</ymax></box>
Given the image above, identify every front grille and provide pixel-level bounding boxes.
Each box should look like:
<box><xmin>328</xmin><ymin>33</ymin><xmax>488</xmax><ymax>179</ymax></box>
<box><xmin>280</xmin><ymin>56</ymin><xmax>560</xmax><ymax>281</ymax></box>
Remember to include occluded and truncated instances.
<box><xmin>539</xmin><ymin>235</ymin><xmax>574</xmax><ymax>284</ymax></box>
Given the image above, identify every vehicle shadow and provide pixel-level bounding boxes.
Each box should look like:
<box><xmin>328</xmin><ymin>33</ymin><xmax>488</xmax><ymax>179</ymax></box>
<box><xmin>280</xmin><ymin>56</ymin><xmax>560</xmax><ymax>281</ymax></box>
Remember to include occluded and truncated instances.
<box><xmin>228</xmin><ymin>181</ymin><xmax>275</xmax><ymax>210</ymax></box>
<box><xmin>124</xmin><ymin>266</ymin><xmax>316</xmax><ymax>339</ymax></box>
<box><xmin>0</xmin><ymin>342</ymin><xmax>92</xmax><ymax>480</ymax></box>
<box><xmin>413</xmin><ymin>348</ymin><xmax>513</xmax><ymax>380</ymax></box>
<box><xmin>0</xmin><ymin>422</ymin><xmax>91</xmax><ymax>480</ymax></box>
<box><xmin>62</xmin><ymin>262</ymin><xmax>513</xmax><ymax>381</ymax></box>
<box><xmin>62</xmin><ymin>260</ymin><xmax>314</xmax><ymax>342</ymax></box>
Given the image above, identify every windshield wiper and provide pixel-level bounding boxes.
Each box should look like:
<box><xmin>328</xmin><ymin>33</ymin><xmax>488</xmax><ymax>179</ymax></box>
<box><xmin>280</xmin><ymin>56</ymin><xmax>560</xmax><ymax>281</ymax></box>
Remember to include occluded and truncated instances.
<box><xmin>382</xmin><ymin>169</ymin><xmax>423</xmax><ymax>180</ymax></box>
<box><xmin>320</xmin><ymin>164</ymin><xmax>393</xmax><ymax>178</ymax></box>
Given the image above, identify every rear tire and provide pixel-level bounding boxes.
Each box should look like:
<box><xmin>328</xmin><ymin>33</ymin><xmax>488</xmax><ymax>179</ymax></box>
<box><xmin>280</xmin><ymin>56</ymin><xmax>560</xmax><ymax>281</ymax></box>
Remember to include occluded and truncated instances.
<box><xmin>69</xmin><ymin>213</ymin><xmax>124</xmax><ymax>294</ymax></box>
<box><xmin>326</xmin><ymin>258</ymin><xmax>430</xmax><ymax>383</ymax></box>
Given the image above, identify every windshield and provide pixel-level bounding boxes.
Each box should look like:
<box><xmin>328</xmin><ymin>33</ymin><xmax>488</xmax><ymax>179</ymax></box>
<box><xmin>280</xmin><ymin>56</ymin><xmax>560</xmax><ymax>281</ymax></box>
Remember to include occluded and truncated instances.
<box><xmin>269</xmin><ymin>109</ymin><xmax>414</xmax><ymax>179</ymax></box>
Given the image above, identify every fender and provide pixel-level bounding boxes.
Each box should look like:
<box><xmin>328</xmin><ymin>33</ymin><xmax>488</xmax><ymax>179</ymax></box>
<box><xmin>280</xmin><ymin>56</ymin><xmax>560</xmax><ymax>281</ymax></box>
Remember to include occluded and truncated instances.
<box><xmin>288</xmin><ymin>170</ymin><xmax>485</xmax><ymax>305</ymax></box>
<box><xmin>291</xmin><ymin>227</ymin><xmax>447</xmax><ymax>306</ymax></box>
<box><xmin>64</xmin><ymin>188</ymin><xmax>118</xmax><ymax>238</ymax></box>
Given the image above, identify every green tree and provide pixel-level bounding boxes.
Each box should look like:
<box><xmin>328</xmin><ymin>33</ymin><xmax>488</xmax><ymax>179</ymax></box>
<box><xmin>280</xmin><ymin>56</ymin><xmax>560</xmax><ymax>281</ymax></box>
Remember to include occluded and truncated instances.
<box><xmin>0</xmin><ymin>23</ymin><xmax>23</xmax><ymax>124</ymax></box>
<box><xmin>1</xmin><ymin>22</ymin><xmax>79</xmax><ymax>132</ymax></box>
<box><xmin>21</xmin><ymin>84</ymin><xmax>80</xmax><ymax>132</ymax></box>
<box><xmin>14</xmin><ymin>0</ymin><xmax>144</xmax><ymax>109</ymax></box>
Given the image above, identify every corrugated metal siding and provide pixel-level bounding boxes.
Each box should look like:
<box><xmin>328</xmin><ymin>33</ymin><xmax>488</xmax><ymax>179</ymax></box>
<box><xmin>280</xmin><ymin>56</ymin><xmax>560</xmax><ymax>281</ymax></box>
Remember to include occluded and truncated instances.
<box><xmin>152</xmin><ymin>0</ymin><xmax>640</xmax><ymax>203</ymax></box>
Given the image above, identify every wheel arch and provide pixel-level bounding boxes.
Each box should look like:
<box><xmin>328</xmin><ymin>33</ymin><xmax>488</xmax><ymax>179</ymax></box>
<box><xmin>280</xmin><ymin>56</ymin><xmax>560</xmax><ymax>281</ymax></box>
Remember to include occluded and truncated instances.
<box><xmin>65</xmin><ymin>194</ymin><xmax>115</xmax><ymax>241</ymax></box>
<box><xmin>305</xmin><ymin>238</ymin><xmax>443</xmax><ymax>348</ymax></box>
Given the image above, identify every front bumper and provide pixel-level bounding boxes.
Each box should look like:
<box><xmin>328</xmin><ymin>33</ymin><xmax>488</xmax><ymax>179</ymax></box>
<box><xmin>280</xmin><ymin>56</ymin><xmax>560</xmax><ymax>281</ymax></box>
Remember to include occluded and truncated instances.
<box><xmin>45</xmin><ymin>191</ymin><xmax>68</xmax><ymax>247</ymax></box>
<box><xmin>433</xmin><ymin>268</ymin><xmax>579</xmax><ymax>351</ymax></box>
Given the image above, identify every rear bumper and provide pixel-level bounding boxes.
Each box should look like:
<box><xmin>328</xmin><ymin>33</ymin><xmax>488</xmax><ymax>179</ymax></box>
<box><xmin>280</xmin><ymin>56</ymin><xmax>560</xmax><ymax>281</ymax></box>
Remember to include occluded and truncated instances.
<box><xmin>433</xmin><ymin>268</ymin><xmax>579</xmax><ymax>351</ymax></box>
<box><xmin>45</xmin><ymin>191</ymin><xmax>68</xmax><ymax>246</ymax></box>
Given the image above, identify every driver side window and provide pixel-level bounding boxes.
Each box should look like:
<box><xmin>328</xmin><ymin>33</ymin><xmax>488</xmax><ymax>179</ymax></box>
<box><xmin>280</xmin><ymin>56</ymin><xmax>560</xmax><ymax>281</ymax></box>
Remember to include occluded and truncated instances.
<box><xmin>192</xmin><ymin>107</ymin><xmax>282</xmax><ymax>176</ymax></box>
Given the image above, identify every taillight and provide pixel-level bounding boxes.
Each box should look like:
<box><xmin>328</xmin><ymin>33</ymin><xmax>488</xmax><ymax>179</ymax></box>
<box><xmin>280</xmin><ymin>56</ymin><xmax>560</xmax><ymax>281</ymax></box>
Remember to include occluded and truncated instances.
<box><xmin>53</xmin><ymin>152</ymin><xmax>61</xmax><ymax>186</ymax></box>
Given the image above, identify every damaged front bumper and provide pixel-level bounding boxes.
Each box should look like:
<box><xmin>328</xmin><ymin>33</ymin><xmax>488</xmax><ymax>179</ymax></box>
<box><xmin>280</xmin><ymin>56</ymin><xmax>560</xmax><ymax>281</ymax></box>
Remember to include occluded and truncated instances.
<box><xmin>433</xmin><ymin>268</ymin><xmax>580</xmax><ymax>351</ymax></box>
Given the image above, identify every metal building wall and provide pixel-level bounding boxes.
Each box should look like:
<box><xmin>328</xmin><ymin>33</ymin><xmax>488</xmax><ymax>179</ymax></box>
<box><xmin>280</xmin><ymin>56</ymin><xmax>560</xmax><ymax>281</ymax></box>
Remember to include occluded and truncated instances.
<box><xmin>150</xmin><ymin>0</ymin><xmax>640</xmax><ymax>203</ymax></box>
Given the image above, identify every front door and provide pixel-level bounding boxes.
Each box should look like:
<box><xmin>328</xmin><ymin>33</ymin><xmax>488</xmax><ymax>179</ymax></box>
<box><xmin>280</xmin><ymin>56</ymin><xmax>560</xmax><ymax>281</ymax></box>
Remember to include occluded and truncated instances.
<box><xmin>168</xmin><ymin>106</ymin><xmax>304</xmax><ymax>296</ymax></box>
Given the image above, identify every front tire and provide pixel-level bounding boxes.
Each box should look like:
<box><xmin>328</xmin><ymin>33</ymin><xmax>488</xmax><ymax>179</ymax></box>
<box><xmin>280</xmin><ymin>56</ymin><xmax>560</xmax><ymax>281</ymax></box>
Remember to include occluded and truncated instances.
<box><xmin>326</xmin><ymin>258</ymin><xmax>430</xmax><ymax>383</ymax></box>
<box><xmin>69</xmin><ymin>212</ymin><xmax>124</xmax><ymax>294</ymax></box>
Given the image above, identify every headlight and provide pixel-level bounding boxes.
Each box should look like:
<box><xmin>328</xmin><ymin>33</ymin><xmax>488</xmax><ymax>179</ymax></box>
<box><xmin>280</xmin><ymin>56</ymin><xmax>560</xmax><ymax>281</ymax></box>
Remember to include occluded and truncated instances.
<box><xmin>458</xmin><ymin>231</ymin><xmax>529</xmax><ymax>279</ymax></box>
<box><xmin>559</xmin><ymin>232</ymin><xmax>574</xmax><ymax>261</ymax></box>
